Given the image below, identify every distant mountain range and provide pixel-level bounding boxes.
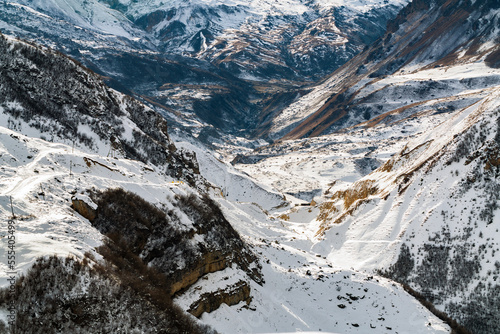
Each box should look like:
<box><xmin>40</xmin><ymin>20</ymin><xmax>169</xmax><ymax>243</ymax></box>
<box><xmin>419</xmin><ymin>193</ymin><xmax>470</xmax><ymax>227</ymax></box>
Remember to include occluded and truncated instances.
<box><xmin>263</xmin><ymin>0</ymin><xmax>500</xmax><ymax>140</ymax></box>
<box><xmin>0</xmin><ymin>0</ymin><xmax>407</xmax><ymax>140</ymax></box>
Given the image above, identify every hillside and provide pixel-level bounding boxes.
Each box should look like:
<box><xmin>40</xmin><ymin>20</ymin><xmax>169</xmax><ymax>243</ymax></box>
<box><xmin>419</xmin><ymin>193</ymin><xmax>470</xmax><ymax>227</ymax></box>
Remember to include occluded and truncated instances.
<box><xmin>310</xmin><ymin>77</ymin><xmax>500</xmax><ymax>334</ymax></box>
<box><xmin>0</xmin><ymin>32</ymin><xmax>203</xmax><ymax>186</ymax></box>
<box><xmin>230</xmin><ymin>1</ymin><xmax>500</xmax><ymax>333</ymax></box>
<box><xmin>9</xmin><ymin>0</ymin><xmax>407</xmax><ymax>80</ymax></box>
<box><xmin>0</xmin><ymin>34</ymin><xmax>264</xmax><ymax>332</ymax></box>
<box><xmin>262</xmin><ymin>0</ymin><xmax>500</xmax><ymax>141</ymax></box>
<box><xmin>0</xmin><ymin>125</ymin><xmax>450</xmax><ymax>333</ymax></box>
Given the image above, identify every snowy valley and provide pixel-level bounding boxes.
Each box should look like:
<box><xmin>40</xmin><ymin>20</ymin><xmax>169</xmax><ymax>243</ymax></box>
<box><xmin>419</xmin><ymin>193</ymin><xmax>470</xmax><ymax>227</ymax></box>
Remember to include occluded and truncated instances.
<box><xmin>1</xmin><ymin>0</ymin><xmax>500</xmax><ymax>333</ymax></box>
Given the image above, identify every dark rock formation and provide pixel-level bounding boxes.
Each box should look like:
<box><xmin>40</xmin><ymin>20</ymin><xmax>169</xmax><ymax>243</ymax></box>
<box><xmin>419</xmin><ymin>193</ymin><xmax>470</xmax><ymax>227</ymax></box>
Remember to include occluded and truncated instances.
<box><xmin>187</xmin><ymin>280</ymin><xmax>252</xmax><ymax>318</ymax></box>
<box><xmin>71</xmin><ymin>196</ymin><xmax>97</xmax><ymax>222</ymax></box>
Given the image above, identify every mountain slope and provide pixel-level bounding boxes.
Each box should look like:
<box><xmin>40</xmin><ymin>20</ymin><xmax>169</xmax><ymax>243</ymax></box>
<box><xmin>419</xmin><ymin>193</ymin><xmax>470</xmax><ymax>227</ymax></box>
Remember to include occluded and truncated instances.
<box><xmin>233</xmin><ymin>40</ymin><xmax>500</xmax><ymax>333</ymax></box>
<box><xmin>311</xmin><ymin>79</ymin><xmax>500</xmax><ymax>334</ymax></box>
<box><xmin>0</xmin><ymin>34</ymin><xmax>266</xmax><ymax>330</ymax></box>
<box><xmin>0</xmin><ymin>32</ymin><xmax>202</xmax><ymax>186</ymax></box>
<box><xmin>0</xmin><ymin>33</ymin><xmax>453</xmax><ymax>333</ymax></box>
<box><xmin>226</xmin><ymin>1</ymin><xmax>500</xmax><ymax>332</ymax></box>
<box><xmin>0</xmin><ymin>116</ymin><xmax>451</xmax><ymax>333</ymax></box>
<box><xmin>99</xmin><ymin>0</ymin><xmax>407</xmax><ymax>80</ymax></box>
<box><xmin>0</xmin><ymin>121</ymin><xmax>258</xmax><ymax>332</ymax></box>
<box><xmin>265</xmin><ymin>0</ymin><xmax>500</xmax><ymax>140</ymax></box>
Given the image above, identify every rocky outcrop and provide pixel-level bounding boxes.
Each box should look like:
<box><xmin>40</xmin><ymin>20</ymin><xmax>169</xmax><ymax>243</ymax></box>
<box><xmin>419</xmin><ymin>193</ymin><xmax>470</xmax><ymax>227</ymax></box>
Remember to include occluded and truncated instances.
<box><xmin>187</xmin><ymin>280</ymin><xmax>251</xmax><ymax>318</ymax></box>
<box><xmin>71</xmin><ymin>196</ymin><xmax>97</xmax><ymax>222</ymax></box>
<box><xmin>170</xmin><ymin>251</ymin><xmax>229</xmax><ymax>295</ymax></box>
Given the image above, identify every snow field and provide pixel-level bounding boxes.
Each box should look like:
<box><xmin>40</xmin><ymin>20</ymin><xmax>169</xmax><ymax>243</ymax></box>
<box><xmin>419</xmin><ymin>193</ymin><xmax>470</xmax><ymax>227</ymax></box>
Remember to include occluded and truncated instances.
<box><xmin>198</xmin><ymin>196</ymin><xmax>449</xmax><ymax>333</ymax></box>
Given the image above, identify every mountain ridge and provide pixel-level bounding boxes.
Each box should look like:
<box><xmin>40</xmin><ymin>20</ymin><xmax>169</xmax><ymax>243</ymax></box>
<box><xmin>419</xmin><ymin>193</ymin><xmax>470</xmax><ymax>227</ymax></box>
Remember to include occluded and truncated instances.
<box><xmin>0</xmin><ymin>27</ymin><xmax>453</xmax><ymax>333</ymax></box>
<box><xmin>265</xmin><ymin>0</ymin><xmax>500</xmax><ymax>141</ymax></box>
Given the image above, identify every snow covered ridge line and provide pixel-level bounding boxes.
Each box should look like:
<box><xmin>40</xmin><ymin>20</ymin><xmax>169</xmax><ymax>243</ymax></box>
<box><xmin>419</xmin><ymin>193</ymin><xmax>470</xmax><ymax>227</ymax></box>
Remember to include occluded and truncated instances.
<box><xmin>0</xmin><ymin>32</ymin><xmax>204</xmax><ymax>187</ymax></box>
<box><xmin>3</xmin><ymin>0</ymin><xmax>410</xmax><ymax>85</ymax></box>
<box><xmin>9</xmin><ymin>0</ymin><xmax>142</xmax><ymax>39</ymax></box>
<box><xmin>126</xmin><ymin>0</ymin><xmax>406</xmax><ymax>79</ymax></box>
<box><xmin>0</xmin><ymin>0</ymin><xmax>410</xmax><ymax>141</ymax></box>
<box><xmin>111</xmin><ymin>0</ymin><xmax>409</xmax><ymax>17</ymax></box>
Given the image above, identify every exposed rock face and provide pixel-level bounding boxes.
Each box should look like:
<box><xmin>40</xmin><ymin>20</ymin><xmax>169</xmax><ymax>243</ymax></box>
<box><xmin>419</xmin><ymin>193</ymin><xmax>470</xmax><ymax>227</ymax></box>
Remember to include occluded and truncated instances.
<box><xmin>71</xmin><ymin>197</ymin><xmax>97</xmax><ymax>222</ymax></box>
<box><xmin>187</xmin><ymin>280</ymin><xmax>251</xmax><ymax>318</ymax></box>
<box><xmin>170</xmin><ymin>251</ymin><xmax>229</xmax><ymax>295</ymax></box>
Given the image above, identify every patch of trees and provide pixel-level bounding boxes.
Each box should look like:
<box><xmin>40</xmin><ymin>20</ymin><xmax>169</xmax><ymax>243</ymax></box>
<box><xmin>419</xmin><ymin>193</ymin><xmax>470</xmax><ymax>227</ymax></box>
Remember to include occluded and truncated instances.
<box><xmin>90</xmin><ymin>188</ymin><xmax>263</xmax><ymax>284</ymax></box>
<box><xmin>0</xmin><ymin>255</ymin><xmax>217</xmax><ymax>334</ymax></box>
<box><xmin>0</xmin><ymin>32</ymin><xmax>200</xmax><ymax>184</ymax></box>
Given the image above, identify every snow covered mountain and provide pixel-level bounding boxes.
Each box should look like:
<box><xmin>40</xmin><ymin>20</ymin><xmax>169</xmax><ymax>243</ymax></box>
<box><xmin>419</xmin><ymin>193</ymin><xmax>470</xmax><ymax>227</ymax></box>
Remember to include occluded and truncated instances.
<box><xmin>0</xmin><ymin>120</ymin><xmax>451</xmax><ymax>332</ymax></box>
<box><xmin>262</xmin><ymin>0</ymin><xmax>500</xmax><ymax>141</ymax></box>
<box><xmin>8</xmin><ymin>0</ymin><xmax>407</xmax><ymax>80</ymax></box>
<box><xmin>309</xmin><ymin>79</ymin><xmax>500</xmax><ymax>334</ymax></box>
<box><xmin>0</xmin><ymin>33</ymin><xmax>264</xmax><ymax>332</ymax></box>
<box><xmin>0</xmin><ymin>31</ymin><xmax>202</xmax><ymax>186</ymax></box>
<box><xmin>230</xmin><ymin>1</ymin><xmax>500</xmax><ymax>333</ymax></box>
<box><xmin>111</xmin><ymin>0</ymin><xmax>407</xmax><ymax>79</ymax></box>
<box><xmin>0</xmin><ymin>29</ymin><xmax>454</xmax><ymax>333</ymax></box>
<box><xmin>2</xmin><ymin>0</ymin><xmax>500</xmax><ymax>332</ymax></box>
<box><xmin>0</xmin><ymin>0</ymin><xmax>408</xmax><ymax>140</ymax></box>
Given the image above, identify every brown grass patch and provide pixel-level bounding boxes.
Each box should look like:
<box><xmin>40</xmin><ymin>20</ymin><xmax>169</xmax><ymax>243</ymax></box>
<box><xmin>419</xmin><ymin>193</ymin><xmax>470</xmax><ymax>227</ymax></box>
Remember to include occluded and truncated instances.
<box><xmin>331</xmin><ymin>180</ymin><xmax>378</xmax><ymax>210</ymax></box>
<box><xmin>317</xmin><ymin>201</ymin><xmax>338</xmax><ymax>224</ymax></box>
<box><xmin>83</xmin><ymin>157</ymin><xmax>118</xmax><ymax>172</ymax></box>
<box><xmin>316</xmin><ymin>198</ymin><xmax>373</xmax><ymax>237</ymax></box>
<box><xmin>379</xmin><ymin>159</ymin><xmax>395</xmax><ymax>172</ymax></box>
<box><xmin>314</xmin><ymin>180</ymin><xmax>378</xmax><ymax>237</ymax></box>
<box><xmin>278</xmin><ymin>213</ymin><xmax>290</xmax><ymax>221</ymax></box>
